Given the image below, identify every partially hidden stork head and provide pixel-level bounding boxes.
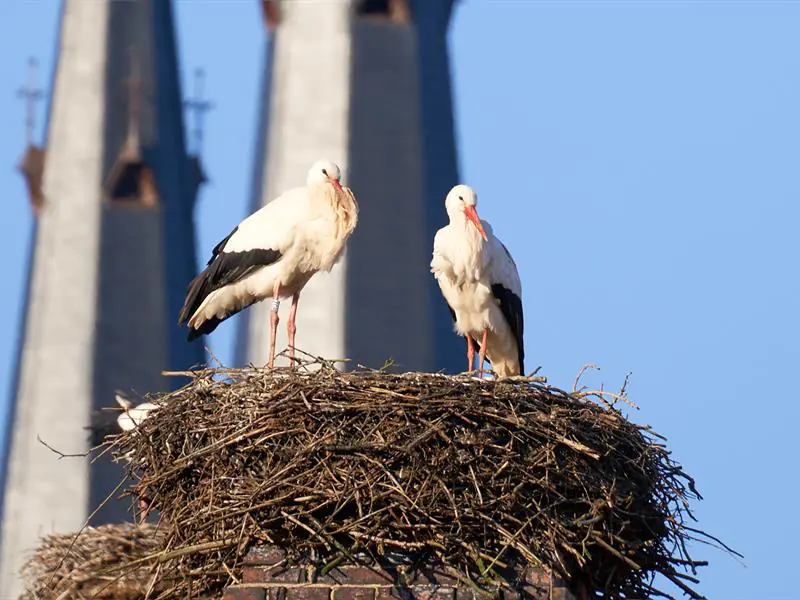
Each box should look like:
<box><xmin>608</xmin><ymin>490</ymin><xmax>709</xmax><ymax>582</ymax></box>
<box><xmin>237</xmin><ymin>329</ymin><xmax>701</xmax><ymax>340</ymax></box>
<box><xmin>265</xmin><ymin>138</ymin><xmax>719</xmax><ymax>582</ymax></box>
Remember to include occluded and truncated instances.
<box><xmin>117</xmin><ymin>402</ymin><xmax>160</xmax><ymax>432</ymax></box>
<box><xmin>445</xmin><ymin>184</ymin><xmax>488</xmax><ymax>241</ymax></box>
<box><xmin>308</xmin><ymin>159</ymin><xmax>343</xmax><ymax>191</ymax></box>
<box><xmin>115</xmin><ymin>392</ymin><xmax>133</xmax><ymax>410</ymax></box>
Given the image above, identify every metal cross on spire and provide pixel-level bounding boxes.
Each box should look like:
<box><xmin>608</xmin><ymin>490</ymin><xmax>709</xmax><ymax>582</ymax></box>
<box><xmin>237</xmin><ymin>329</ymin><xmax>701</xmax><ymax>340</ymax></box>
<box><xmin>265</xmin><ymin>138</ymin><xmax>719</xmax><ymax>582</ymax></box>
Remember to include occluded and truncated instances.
<box><xmin>184</xmin><ymin>68</ymin><xmax>214</xmax><ymax>156</ymax></box>
<box><xmin>16</xmin><ymin>56</ymin><xmax>45</xmax><ymax>146</ymax></box>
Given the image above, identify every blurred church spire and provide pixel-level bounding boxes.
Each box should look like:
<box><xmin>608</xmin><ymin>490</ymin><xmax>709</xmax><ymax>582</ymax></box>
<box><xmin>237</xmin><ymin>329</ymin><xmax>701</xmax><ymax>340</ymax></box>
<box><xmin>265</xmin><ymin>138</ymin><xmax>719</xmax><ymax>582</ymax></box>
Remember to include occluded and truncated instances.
<box><xmin>0</xmin><ymin>2</ymin><xmax>206</xmax><ymax>597</ymax></box>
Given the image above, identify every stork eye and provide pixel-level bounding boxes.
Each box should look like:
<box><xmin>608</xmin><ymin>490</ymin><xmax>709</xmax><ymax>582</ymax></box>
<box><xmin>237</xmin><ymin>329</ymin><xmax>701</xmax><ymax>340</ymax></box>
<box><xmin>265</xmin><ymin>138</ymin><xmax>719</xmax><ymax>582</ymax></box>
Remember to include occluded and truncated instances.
<box><xmin>459</xmin><ymin>195</ymin><xmax>464</xmax><ymax>201</ymax></box>
<box><xmin>322</xmin><ymin>168</ymin><xmax>328</xmax><ymax>176</ymax></box>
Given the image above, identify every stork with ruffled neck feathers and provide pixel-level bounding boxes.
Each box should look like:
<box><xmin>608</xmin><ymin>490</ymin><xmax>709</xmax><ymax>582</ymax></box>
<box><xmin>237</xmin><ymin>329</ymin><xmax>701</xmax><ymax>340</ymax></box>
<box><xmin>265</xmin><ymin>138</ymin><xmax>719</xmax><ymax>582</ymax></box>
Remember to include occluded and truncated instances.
<box><xmin>431</xmin><ymin>184</ymin><xmax>525</xmax><ymax>378</ymax></box>
<box><xmin>178</xmin><ymin>159</ymin><xmax>359</xmax><ymax>368</ymax></box>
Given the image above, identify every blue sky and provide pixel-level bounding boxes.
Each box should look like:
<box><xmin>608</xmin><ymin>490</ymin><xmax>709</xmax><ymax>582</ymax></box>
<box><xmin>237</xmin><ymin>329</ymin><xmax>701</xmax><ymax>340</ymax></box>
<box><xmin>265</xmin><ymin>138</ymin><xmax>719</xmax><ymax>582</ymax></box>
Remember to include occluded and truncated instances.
<box><xmin>1</xmin><ymin>1</ymin><xmax>798</xmax><ymax>598</ymax></box>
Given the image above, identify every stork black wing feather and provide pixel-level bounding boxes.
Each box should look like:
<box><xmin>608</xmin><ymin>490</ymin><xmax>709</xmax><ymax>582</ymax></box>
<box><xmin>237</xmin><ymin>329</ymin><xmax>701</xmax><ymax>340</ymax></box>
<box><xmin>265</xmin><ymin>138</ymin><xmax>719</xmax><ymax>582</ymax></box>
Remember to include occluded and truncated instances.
<box><xmin>491</xmin><ymin>284</ymin><xmax>524</xmax><ymax>374</ymax></box>
<box><xmin>207</xmin><ymin>226</ymin><xmax>238</xmax><ymax>266</ymax></box>
<box><xmin>178</xmin><ymin>226</ymin><xmax>283</xmax><ymax>334</ymax></box>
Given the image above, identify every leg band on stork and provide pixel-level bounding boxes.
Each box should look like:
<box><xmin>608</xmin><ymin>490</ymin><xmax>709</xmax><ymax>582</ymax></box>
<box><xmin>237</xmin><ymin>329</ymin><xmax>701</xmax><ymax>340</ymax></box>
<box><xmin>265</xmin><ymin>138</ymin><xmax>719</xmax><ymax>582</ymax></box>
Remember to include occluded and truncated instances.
<box><xmin>268</xmin><ymin>282</ymin><xmax>281</xmax><ymax>369</ymax></box>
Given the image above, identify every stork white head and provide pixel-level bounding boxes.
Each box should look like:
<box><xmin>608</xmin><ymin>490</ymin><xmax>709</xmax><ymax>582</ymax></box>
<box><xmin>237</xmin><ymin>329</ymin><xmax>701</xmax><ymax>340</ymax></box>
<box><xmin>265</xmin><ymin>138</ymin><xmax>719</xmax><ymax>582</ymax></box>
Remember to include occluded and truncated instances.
<box><xmin>307</xmin><ymin>159</ymin><xmax>343</xmax><ymax>191</ymax></box>
<box><xmin>445</xmin><ymin>184</ymin><xmax>488</xmax><ymax>241</ymax></box>
<box><xmin>117</xmin><ymin>401</ymin><xmax>160</xmax><ymax>432</ymax></box>
<box><xmin>114</xmin><ymin>392</ymin><xmax>133</xmax><ymax>410</ymax></box>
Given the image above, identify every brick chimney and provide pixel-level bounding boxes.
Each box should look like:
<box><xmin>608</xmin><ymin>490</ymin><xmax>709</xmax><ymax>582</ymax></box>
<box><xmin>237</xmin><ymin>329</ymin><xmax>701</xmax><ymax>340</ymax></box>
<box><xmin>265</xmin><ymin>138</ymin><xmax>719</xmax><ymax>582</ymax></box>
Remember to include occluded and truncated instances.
<box><xmin>221</xmin><ymin>546</ymin><xmax>576</xmax><ymax>600</ymax></box>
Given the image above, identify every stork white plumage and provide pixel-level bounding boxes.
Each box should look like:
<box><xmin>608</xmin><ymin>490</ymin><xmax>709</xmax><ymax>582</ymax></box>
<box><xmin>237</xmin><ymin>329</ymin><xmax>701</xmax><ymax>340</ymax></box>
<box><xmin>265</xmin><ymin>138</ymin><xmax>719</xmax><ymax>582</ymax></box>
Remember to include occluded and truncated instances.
<box><xmin>113</xmin><ymin>393</ymin><xmax>162</xmax><ymax>523</ymax></box>
<box><xmin>114</xmin><ymin>393</ymin><xmax>161</xmax><ymax>432</ymax></box>
<box><xmin>179</xmin><ymin>159</ymin><xmax>359</xmax><ymax>368</ymax></box>
<box><xmin>431</xmin><ymin>184</ymin><xmax>525</xmax><ymax>378</ymax></box>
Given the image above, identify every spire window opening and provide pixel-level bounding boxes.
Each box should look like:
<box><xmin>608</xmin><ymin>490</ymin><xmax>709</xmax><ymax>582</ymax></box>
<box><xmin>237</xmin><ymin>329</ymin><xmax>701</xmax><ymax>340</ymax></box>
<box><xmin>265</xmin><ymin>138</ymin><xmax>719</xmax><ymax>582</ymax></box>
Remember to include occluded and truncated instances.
<box><xmin>105</xmin><ymin>152</ymin><xmax>159</xmax><ymax>208</ymax></box>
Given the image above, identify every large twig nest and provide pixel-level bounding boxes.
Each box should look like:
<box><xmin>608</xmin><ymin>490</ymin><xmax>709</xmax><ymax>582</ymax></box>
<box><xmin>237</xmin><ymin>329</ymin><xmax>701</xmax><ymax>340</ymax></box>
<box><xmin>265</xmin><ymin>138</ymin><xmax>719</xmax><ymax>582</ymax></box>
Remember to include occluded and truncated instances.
<box><xmin>23</xmin><ymin>361</ymin><xmax>730</xmax><ymax>600</ymax></box>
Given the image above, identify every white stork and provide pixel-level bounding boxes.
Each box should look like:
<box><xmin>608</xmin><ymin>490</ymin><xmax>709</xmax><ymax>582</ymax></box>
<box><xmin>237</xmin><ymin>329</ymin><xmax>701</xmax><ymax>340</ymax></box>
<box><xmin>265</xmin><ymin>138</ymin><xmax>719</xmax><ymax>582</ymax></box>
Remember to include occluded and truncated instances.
<box><xmin>178</xmin><ymin>159</ymin><xmax>359</xmax><ymax>368</ymax></box>
<box><xmin>113</xmin><ymin>393</ymin><xmax>162</xmax><ymax>523</ymax></box>
<box><xmin>430</xmin><ymin>184</ymin><xmax>525</xmax><ymax>378</ymax></box>
<box><xmin>115</xmin><ymin>393</ymin><xmax>161</xmax><ymax>432</ymax></box>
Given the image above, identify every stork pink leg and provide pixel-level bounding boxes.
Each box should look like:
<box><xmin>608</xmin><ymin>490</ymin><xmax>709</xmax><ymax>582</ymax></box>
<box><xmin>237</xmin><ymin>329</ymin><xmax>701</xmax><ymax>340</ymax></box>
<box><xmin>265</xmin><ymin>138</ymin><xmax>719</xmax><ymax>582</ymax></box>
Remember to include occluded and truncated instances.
<box><xmin>268</xmin><ymin>281</ymin><xmax>281</xmax><ymax>369</ymax></box>
<box><xmin>478</xmin><ymin>329</ymin><xmax>488</xmax><ymax>378</ymax></box>
<box><xmin>287</xmin><ymin>292</ymin><xmax>300</xmax><ymax>367</ymax></box>
<box><xmin>138</xmin><ymin>497</ymin><xmax>151</xmax><ymax>524</ymax></box>
<box><xmin>466</xmin><ymin>336</ymin><xmax>475</xmax><ymax>373</ymax></box>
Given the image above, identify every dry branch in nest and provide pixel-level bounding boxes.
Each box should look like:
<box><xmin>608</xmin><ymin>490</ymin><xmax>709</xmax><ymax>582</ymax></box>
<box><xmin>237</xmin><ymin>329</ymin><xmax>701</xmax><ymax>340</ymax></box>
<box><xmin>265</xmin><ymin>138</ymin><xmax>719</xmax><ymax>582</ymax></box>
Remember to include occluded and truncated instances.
<box><xmin>27</xmin><ymin>360</ymin><xmax>731</xmax><ymax>600</ymax></box>
<box><xmin>19</xmin><ymin>523</ymin><xmax>174</xmax><ymax>600</ymax></box>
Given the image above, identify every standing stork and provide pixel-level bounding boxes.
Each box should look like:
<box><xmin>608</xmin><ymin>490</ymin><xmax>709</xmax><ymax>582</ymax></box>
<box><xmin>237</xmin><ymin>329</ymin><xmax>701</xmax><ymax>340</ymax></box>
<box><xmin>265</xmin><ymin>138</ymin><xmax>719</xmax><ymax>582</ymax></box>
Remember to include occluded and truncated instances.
<box><xmin>430</xmin><ymin>184</ymin><xmax>525</xmax><ymax>378</ymax></box>
<box><xmin>178</xmin><ymin>159</ymin><xmax>359</xmax><ymax>368</ymax></box>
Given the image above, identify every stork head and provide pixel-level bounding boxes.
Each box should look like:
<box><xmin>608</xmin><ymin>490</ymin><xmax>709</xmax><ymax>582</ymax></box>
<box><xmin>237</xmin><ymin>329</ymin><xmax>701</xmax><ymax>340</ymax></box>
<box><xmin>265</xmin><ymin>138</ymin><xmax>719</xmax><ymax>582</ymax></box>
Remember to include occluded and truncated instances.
<box><xmin>308</xmin><ymin>159</ymin><xmax>343</xmax><ymax>191</ymax></box>
<box><xmin>445</xmin><ymin>184</ymin><xmax>488</xmax><ymax>241</ymax></box>
<box><xmin>117</xmin><ymin>401</ymin><xmax>159</xmax><ymax>432</ymax></box>
<box><xmin>114</xmin><ymin>392</ymin><xmax>133</xmax><ymax>410</ymax></box>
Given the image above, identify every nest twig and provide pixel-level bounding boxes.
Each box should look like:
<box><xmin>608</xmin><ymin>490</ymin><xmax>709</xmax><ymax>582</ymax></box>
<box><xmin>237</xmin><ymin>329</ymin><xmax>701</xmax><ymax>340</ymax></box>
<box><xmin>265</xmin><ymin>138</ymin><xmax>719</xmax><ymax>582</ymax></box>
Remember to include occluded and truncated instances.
<box><xmin>19</xmin><ymin>524</ymin><xmax>173</xmax><ymax>600</ymax></box>
<box><xmin>24</xmin><ymin>359</ymin><xmax>735</xmax><ymax>600</ymax></box>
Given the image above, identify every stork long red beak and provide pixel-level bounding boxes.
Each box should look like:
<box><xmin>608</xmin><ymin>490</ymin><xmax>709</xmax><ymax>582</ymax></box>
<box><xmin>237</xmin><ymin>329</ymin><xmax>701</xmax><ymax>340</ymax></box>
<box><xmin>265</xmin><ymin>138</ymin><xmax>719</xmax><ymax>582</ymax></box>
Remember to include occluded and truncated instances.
<box><xmin>332</xmin><ymin>178</ymin><xmax>343</xmax><ymax>191</ymax></box>
<box><xmin>464</xmin><ymin>206</ymin><xmax>488</xmax><ymax>241</ymax></box>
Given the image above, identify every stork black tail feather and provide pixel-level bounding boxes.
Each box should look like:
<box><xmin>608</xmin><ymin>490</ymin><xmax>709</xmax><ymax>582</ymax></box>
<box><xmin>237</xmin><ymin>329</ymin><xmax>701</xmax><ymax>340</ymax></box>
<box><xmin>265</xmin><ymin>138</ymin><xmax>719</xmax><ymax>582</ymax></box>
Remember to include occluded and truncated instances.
<box><xmin>178</xmin><ymin>269</ymin><xmax>211</xmax><ymax>327</ymax></box>
<box><xmin>185</xmin><ymin>306</ymin><xmax>246</xmax><ymax>342</ymax></box>
<box><xmin>490</xmin><ymin>283</ymin><xmax>525</xmax><ymax>375</ymax></box>
<box><xmin>178</xmin><ymin>221</ymin><xmax>282</xmax><ymax>338</ymax></box>
<box><xmin>186</xmin><ymin>316</ymin><xmax>220</xmax><ymax>341</ymax></box>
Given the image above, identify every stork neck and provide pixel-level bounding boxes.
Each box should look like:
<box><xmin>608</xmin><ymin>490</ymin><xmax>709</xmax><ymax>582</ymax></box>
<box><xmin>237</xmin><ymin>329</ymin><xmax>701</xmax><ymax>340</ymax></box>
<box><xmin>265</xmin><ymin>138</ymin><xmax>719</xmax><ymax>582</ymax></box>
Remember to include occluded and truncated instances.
<box><xmin>444</xmin><ymin>217</ymin><xmax>487</xmax><ymax>284</ymax></box>
<box><xmin>453</xmin><ymin>214</ymin><xmax>485</xmax><ymax>249</ymax></box>
<box><xmin>335</xmin><ymin>185</ymin><xmax>359</xmax><ymax>237</ymax></box>
<box><xmin>314</xmin><ymin>181</ymin><xmax>358</xmax><ymax>241</ymax></box>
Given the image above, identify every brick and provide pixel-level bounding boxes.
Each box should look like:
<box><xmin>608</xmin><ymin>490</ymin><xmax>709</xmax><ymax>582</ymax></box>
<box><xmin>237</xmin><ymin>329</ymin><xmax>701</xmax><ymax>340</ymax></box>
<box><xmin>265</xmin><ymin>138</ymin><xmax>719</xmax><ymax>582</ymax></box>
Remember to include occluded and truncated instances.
<box><xmin>223</xmin><ymin>587</ymin><xmax>267</xmax><ymax>600</ymax></box>
<box><xmin>246</xmin><ymin>546</ymin><xmax>287</xmax><ymax>566</ymax></box>
<box><xmin>315</xmin><ymin>565</ymin><xmax>394</xmax><ymax>585</ymax></box>
<box><xmin>268</xmin><ymin>588</ymin><xmax>289</xmax><ymax>600</ymax></box>
<box><xmin>374</xmin><ymin>587</ymin><xmax>408</xmax><ymax>600</ymax></box>
<box><xmin>410</xmin><ymin>586</ymin><xmax>455</xmax><ymax>600</ymax></box>
<box><xmin>243</xmin><ymin>565</ymin><xmax>305</xmax><ymax>584</ymax></box>
<box><xmin>332</xmin><ymin>586</ymin><xmax>377</xmax><ymax>600</ymax></box>
<box><xmin>417</xmin><ymin>568</ymin><xmax>460</xmax><ymax>587</ymax></box>
<box><xmin>521</xmin><ymin>583</ymin><xmax>575</xmax><ymax>600</ymax></box>
<box><xmin>289</xmin><ymin>586</ymin><xmax>331</xmax><ymax>600</ymax></box>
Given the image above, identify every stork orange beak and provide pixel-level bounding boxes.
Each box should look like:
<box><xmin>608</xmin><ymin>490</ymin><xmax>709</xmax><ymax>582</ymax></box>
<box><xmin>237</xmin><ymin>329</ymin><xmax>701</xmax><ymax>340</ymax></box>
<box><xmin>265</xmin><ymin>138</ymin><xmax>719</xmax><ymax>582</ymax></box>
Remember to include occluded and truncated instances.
<box><xmin>332</xmin><ymin>178</ymin><xmax>343</xmax><ymax>191</ymax></box>
<box><xmin>464</xmin><ymin>206</ymin><xmax>488</xmax><ymax>241</ymax></box>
